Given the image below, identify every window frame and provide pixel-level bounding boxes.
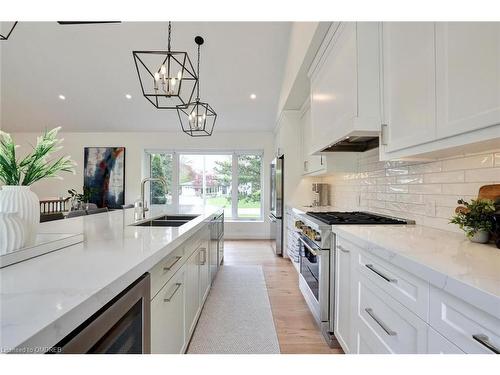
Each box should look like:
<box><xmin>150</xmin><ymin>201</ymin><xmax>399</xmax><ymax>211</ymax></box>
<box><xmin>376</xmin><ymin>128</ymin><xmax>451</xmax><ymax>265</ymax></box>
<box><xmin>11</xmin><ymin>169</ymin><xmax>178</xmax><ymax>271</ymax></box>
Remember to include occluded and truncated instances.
<box><xmin>145</xmin><ymin>149</ymin><xmax>264</xmax><ymax>221</ymax></box>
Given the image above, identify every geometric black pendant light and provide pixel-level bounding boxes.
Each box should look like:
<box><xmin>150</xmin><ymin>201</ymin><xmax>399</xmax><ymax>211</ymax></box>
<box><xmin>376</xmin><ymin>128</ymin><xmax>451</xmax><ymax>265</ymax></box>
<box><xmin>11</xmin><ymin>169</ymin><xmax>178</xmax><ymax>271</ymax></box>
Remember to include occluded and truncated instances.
<box><xmin>0</xmin><ymin>22</ymin><xmax>18</xmax><ymax>41</ymax></box>
<box><xmin>132</xmin><ymin>22</ymin><xmax>198</xmax><ymax>109</ymax></box>
<box><xmin>176</xmin><ymin>36</ymin><xmax>217</xmax><ymax>137</ymax></box>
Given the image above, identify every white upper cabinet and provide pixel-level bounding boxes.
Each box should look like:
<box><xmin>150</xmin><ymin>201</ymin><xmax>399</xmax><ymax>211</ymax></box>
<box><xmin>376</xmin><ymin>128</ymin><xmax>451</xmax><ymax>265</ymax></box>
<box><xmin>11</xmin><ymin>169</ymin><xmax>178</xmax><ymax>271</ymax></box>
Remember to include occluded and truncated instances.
<box><xmin>435</xmin><ymin>22</ymin><xmax>500</xmax><ymax>138</ymax></box>
<box><xmin>300</xmin><ymin>100</ymin><xmax>324</xmax><ymax>174</ymax></box>
<box><xmin>381</xmin><ymin>22</ymin><xmax>437</xmax><ymax>153</ymax></box>
<box><xmin>309</xmin><ymin>22</ymin><xmax>381</xmax><ymax>154</ymax></box>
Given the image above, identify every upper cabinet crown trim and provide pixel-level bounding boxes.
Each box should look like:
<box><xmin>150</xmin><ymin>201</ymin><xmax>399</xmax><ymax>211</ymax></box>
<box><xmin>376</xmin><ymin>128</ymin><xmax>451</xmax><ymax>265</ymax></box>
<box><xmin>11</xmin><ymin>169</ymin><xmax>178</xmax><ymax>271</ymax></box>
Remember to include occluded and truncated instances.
<box><xmin>307</xmin><ymin>22</ymin><xmax>342</xmax><ymax>80</ymax></box>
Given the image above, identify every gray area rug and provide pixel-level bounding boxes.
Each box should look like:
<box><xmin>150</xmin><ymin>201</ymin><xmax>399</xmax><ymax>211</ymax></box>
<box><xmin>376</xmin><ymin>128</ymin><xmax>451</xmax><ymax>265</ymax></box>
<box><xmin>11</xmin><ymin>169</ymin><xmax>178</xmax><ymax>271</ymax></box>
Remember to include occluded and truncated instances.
<box><xmin>187</xmin><ymin>265</ymin><xmax>281</xmax><ymax>354</ymax></box>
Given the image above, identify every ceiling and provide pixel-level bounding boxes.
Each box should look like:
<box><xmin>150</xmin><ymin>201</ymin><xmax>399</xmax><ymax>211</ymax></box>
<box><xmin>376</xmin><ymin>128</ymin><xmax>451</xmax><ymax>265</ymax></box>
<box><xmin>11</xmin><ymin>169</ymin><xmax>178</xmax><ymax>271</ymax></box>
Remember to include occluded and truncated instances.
<box><xmin>0</xmin><ymin>22</ymin><xmax>291</xmax><ymax>133</ymax></box>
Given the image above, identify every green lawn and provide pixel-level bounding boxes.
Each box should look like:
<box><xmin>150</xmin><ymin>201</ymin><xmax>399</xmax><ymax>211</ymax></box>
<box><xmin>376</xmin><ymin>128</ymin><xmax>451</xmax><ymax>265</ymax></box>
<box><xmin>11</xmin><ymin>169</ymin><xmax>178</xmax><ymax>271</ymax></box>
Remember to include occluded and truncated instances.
<box><xmin>206</xmin><ymin>196</ymin><xmax>260</xmax><ymax>208</ymax></box>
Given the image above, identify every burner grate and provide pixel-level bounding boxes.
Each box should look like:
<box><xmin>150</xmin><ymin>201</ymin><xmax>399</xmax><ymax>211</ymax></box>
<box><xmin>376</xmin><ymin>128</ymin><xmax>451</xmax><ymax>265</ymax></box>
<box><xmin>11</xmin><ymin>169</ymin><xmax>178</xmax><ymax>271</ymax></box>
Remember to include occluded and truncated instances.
<box><xmin>306</xmin><ymin>211</ymin><xmax>408</xmax><ymax>225</ymax></box>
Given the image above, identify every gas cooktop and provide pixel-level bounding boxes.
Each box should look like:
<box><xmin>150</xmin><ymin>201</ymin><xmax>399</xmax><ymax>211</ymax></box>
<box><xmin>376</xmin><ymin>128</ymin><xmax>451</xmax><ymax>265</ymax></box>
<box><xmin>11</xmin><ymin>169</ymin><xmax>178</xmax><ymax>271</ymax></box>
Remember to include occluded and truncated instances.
<box><xmin>306</xmin><ymin>211</ymin><xmax>410</xmax><ymax>225</ymax></box>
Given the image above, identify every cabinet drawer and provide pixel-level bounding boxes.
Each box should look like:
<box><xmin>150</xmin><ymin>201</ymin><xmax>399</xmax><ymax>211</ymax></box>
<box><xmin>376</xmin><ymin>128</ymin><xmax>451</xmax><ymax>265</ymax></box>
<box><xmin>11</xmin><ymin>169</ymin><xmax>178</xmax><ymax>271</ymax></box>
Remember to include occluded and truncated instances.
<box><xmin>356</xmin><ymin>273</ymin><xmax>428</xmax><ymax>353</ymax></box>
<box><xmin>357</xmin><ymin>248</ymin><xmax>429</xmax><ymax>321</ymax></box>
<box><xmin>427</xmin><ymin>326</ymin><xmax>464</xmax><ymax>354</ymax></box>
<box><xmin>430</xmin><ymin>286</ymin><xmax>500</xmax><ymax>354</ymax></box>
<box><xmin>150</xmin><ymin>245</ymin><xmax>186</xmax><ymax>298</ymax></box>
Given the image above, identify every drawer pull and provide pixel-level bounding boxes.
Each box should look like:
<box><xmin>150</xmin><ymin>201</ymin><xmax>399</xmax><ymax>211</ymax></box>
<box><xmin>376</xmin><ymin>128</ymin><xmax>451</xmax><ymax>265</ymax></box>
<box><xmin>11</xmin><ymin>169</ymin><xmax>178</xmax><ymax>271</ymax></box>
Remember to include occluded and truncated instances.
<box><xmin>163</xmin><ymin>256</ymin><xmax>182</xmax><ymax>271</ymax></box>
<box><xmin>338</xmin><ymin>245</ymin><xmax>350</xmax><ymax>253</ymax></box>
<box><xmin>365</xmin><ymin>264</ymin><xmax>397</xmax><ymax>283</ymax></box>
<box><xmin>164</xmin><ymin>283</ymin><xmax>182</xmax><ymax>302</ymax></box>
<box><xmin>472</xmin><ymin>334</ymin><xmax>500</xmax><ymax>354</ymax></box>
<box><xmin>199</xmin><ymin>247</ymin><xmax>207</xmax><ymax>265</ymax></box>
<box><xmin>365</xmin><ymin>308</ymin><xmax>397</xmax><ymax>336</ymax></box>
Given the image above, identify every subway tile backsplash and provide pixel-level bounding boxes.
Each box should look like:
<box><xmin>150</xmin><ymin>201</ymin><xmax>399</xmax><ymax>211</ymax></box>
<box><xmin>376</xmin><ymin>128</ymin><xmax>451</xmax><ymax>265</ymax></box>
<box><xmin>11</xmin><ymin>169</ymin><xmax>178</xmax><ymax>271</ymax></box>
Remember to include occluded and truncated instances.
<box><xmin>323</xmin><ymin>148</ymin><xmax>500</xmax><ymax>233</ymax></box>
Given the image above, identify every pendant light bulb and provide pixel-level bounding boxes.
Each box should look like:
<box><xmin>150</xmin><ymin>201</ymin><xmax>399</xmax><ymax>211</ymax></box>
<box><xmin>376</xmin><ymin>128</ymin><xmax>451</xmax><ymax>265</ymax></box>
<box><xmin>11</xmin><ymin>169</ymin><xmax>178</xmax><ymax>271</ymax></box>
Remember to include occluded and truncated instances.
<box><xmin>160</xmin><ymin>65</ymin><xmax>166</xmax><ymax>75</ymax></box>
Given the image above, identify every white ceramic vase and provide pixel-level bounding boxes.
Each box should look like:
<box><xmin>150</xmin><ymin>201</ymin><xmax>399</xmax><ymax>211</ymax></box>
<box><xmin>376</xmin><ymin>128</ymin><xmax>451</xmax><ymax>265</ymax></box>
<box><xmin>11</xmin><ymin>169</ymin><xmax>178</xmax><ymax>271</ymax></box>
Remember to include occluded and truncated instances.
<box><xmin>0</xmin><ymin>212</ymin><xmax>27</xmax><ymax>255</ymax></box>
<box><xmin>0</xmin><ymin>186</ymin><xmax>40</xmax><ymax>245</ymax></box>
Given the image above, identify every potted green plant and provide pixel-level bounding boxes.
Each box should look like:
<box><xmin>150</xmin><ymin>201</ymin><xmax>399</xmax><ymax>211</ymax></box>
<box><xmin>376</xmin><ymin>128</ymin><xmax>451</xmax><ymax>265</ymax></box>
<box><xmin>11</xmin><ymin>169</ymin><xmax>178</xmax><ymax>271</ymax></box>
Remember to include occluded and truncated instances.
<box><xmin>450</xmin><ymin>198</ymin><xmax>496</xmax><ymax>243</ymax></box>
<box><xmin>0</xmin><ymin>127</ymin><xmax>75</xmax><ymax>247</ymax></box>
<box><xmin>68</xmin><ymin>187</ymin><xmax>95</xmax><ymax>210</ymax></box>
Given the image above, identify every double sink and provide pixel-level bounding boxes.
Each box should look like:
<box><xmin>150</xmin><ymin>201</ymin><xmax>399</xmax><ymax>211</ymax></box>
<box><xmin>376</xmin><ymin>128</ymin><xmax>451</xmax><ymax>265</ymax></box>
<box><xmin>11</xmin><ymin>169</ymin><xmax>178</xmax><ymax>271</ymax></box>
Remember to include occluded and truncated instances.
<box><xmin>132</xmin><ymin>214</ymin><xmax>199</xmax><ymax>227</ymax></box>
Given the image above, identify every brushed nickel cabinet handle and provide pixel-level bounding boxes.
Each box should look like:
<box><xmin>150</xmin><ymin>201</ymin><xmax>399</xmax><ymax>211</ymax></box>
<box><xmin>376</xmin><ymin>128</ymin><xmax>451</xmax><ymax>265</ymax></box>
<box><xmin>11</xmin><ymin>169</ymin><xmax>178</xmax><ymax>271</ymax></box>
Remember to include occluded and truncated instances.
<box><xmin>365</xmin><ymin>308</ymin><xmax>397</xmax><ymax>336</ymax></box>
<box><xmin>338</xmin><ymin>245</ymin><xmax>350</xmax><ymax>253</ymax></box>
<box><xmin>365</xmin><ymin>264</ymin><xmax>397</xmax><ymax>283</ymax></box>
<box><xmin>163</xmin><ymin>256</ymin><xmax>182</xmax><ymax>271</ymax></box>
<box><xmin>472</xmin><ymin>334</ymin><xmax>500</xmax><ymax>354</ymax></box>
<box><xmin>164</xmin><ymin>283</ymin><xmax>182</xmax><ymax>302</ymax></box>
<box><xmin>199</xmin><ymin>248</ymin><xmax>206</xmax><ymax>265</ymax></box>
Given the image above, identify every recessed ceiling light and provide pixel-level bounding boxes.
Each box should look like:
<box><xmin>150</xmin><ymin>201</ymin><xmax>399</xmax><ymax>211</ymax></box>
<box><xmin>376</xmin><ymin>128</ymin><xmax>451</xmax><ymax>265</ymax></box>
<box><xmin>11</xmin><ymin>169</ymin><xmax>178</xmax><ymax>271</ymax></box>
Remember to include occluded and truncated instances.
<box><xmin>58</xmin><ymin>94</ymin><xmax>66</xmax><ymax>100</ymax></box>
<box><xmin>250</xmin><ymin>94</ymin><xmax>257</xmax><ymax>100</ymax></box>
<box><xmin>125</xmin><ymin>94</ymin><xmax>132</xmax><ymax>99</ymax></box>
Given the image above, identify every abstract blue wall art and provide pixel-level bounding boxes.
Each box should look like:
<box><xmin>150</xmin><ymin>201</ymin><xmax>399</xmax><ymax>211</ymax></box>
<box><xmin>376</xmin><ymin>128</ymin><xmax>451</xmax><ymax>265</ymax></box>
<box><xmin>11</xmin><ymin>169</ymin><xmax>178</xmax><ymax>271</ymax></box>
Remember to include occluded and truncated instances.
<box><xmin>83</xmin><ymin>147</ymin><xmax>125</xmax><ymax>208</ymax></box>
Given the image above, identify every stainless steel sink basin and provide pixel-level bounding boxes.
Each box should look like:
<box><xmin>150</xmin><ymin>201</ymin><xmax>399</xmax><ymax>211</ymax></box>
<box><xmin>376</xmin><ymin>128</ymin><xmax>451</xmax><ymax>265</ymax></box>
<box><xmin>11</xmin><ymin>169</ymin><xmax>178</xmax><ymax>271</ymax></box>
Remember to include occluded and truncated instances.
<box><xmin>134</xmin><ymin>220</ymin><xmax>189</xmax><ymax>227</ymax></box>
<box><xmin>154</xmin><ymin>214</ymin><xmax>199</xmax><ymax>221</ymax></box>
<box><xmin>131</xmin><ymin>214</ymin><xmax>199</xmax><ymax>227</ymax></box>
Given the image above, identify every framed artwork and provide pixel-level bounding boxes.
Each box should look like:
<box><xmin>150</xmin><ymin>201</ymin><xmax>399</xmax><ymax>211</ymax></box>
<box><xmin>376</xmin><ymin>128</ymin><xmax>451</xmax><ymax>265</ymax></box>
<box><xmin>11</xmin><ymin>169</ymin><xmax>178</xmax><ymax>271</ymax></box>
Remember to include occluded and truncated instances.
<box><xmin>83</xmin><ymin>147</ymin><xmax>126</xmax><ymax>209</ymax></box>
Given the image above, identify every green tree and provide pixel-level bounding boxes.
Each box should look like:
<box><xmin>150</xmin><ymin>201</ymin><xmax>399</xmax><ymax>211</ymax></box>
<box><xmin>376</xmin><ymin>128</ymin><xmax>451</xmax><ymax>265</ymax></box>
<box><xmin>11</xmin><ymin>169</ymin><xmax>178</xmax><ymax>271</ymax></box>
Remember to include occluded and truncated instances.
<box><xmin>151</xmin><ymin>154</ymin><xmax>172</xmax><ymax>204</ymax></box>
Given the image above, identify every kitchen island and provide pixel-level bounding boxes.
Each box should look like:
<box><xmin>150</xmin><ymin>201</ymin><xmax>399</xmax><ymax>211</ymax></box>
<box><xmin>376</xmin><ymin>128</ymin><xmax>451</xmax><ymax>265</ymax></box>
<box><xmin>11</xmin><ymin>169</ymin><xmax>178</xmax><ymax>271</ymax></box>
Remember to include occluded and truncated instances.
<box><xmin>0</xmin><ymin>206</ymin><xmax>223</xmax><ymax>353</ymax></box>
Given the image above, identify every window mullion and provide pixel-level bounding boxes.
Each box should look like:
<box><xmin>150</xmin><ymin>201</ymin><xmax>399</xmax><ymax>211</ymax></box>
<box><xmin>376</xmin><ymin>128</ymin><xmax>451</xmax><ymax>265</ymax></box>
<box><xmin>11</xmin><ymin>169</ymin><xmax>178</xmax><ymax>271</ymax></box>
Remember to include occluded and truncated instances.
<box><xmin>232</xmin><ymin>153</ymin><xmax>238</xmax><ymax>219</ymax></box>
<box><xmin>173</xmin><ymin>152</ymin><xmax>179</xmax><ymax>210</ymax></box>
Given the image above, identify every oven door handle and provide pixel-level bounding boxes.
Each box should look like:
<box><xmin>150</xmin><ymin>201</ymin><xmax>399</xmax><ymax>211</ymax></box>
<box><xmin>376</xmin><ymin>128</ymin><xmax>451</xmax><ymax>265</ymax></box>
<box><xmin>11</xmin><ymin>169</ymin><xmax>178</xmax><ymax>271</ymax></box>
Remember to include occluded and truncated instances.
<box><xmin>299</xmin><ymin>236</ymin><xmax>319</xmax><ymax>256</ymax></box>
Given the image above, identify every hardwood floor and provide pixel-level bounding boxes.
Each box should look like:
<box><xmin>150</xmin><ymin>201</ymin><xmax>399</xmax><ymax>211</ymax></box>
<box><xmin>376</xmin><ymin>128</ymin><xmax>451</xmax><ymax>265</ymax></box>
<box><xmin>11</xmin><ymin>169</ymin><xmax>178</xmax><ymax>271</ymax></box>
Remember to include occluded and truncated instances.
<box><xmin>224</xmin><ymin>240</ymin><xmax>343</xmax><ymax>354</ymax></box>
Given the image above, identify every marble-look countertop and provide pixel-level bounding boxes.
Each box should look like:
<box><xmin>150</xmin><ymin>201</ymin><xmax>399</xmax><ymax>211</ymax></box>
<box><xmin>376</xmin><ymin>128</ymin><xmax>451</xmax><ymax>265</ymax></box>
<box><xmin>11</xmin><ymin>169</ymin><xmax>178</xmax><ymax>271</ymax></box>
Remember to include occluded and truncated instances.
<box><xmin>332</xmin><ymin>225</ymin><xmax>500</xmax><ymax>318</ymax></box>
<box><xmin>0</xmin><ymin>206</ymin><xmax>221</xmax><ymax>353</ymax></box>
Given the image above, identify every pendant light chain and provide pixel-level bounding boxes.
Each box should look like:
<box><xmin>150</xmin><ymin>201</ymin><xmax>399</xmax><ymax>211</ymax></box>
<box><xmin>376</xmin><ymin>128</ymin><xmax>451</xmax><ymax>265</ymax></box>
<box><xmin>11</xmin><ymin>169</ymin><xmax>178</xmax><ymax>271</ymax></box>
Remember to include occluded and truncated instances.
<box><xmin>167</xmin><ymin>21</ymin><xmax>172</xmax><ymax>51</ymax></box>
<box><xmin>196</xmin><ymin>42</ymin><xmax>201</xmax><ymax>100</ymax></box>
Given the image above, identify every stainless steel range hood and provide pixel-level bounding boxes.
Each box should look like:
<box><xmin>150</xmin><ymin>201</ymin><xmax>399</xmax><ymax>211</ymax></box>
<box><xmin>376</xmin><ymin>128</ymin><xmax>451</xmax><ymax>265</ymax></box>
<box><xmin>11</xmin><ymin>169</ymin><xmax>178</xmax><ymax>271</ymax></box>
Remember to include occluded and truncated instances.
<box><xmin>321</xmin><ymin>135</ymin><xmax>380</xmax><ymax>152</ymax></box>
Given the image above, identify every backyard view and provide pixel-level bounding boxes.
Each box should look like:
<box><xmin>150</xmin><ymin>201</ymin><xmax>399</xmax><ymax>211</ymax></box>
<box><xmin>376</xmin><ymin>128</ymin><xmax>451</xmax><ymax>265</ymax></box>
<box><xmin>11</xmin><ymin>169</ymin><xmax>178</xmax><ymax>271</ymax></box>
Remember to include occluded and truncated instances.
<box><xmin>150</xmin><ymin>152</ymin><xmax>262</xmax><ymax>219</ymax></box>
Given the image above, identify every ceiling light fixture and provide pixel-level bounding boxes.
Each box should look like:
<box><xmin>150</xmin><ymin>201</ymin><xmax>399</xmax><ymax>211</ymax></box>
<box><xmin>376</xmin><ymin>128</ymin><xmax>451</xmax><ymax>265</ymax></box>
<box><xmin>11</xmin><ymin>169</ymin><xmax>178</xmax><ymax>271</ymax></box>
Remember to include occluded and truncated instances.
<box><xmin>125</xmin><ymin>94</ymin><xmax>132</xmax><ymax>99</ymax></box>
<box><xmin>132</xmin><ymin>22</ymin><xmax>198</xmax><ymax>110</ymax></box>
<box><xmin>0</xmin><ymin>22</ymin><xmax>18</xmax><ymax>41</ymax></box>
<box><xmin>58</xmin><ymin>94</ymin><xmax>66</xmax><ymax>100</ymax></box>
<box><xmin>250</xmin><ymin>94</ymin><xmax>257</xmax><ymax>100</ymax></box>
<box><xmin>176</xmin><ymin>36</ymin><xmax>217</xmax><ymax>137</ymax></box>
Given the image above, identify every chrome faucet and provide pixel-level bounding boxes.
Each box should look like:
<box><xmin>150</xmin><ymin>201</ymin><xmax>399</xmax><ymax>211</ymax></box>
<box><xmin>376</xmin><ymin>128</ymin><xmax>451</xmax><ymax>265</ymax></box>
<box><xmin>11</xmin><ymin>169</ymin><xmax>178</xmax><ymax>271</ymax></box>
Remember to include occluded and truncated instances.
<box><xmin>140</xmin><ymin>177</ymin><xmax>168</xmax><ymax>219</ymax></box>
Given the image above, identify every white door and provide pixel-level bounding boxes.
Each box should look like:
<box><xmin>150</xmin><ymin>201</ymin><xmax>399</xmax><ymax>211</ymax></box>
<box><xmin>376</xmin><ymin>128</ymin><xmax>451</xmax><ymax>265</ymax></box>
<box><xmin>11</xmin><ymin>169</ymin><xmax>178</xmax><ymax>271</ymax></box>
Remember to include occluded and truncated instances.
<box><xmin>436</xmin><ymin>22</ymin><xmax>500</xmax><ymax>138</ymax></box>
<box><xmin>151</xmin><ymin>268</ymin><xmax>186</xmax><ymax>354</ymax></box>
<box><xmin>334</xmin><ymin>240</ymin><xmax>353</xmax><ymax>353</ymax></box>
<box><xmin>185</xmin><ymin>249</ymin><xmax>201</xmax><ymax>337</ymax></box>
<box><xmin>382</xmin><ymin>22</ymin><xmax>436</xmax><ymax>152</ymax></box>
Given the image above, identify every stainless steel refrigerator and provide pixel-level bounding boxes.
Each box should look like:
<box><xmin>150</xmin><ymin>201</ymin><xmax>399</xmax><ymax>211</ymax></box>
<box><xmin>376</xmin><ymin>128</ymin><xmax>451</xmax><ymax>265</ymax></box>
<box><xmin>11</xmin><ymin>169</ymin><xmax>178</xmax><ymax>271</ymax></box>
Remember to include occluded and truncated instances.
<box><xmin>269</xmin><ymin>155</ymin><xmax>284</xmax><ymax>255</ymax></box>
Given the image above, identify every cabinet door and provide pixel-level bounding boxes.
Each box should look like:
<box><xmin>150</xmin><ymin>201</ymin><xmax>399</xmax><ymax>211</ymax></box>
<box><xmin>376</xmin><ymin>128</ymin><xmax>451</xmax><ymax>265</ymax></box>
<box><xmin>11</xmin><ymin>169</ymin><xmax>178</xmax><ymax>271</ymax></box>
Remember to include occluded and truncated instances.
<box><xmin>151</xmin><ymin>268</ymin><xmax>186</xmax><ymax>354</ymax></box>
<box><xmin>185</xmin><ymin>249</ymin><xmax>201</xmax><ymax>338</ymax></box>
<box><xmin>300</xmin><ymin>103</ymin><xmax>324</xmax><ymax>174</ymax></box>
<box><xmin>436</xmin><ymin>22</ymin><xmax>500</xmax><ymax>138</ymax></box>
<box><xmin>334</xmin><ymin>239</ymin><xmax>353</xmax><ymax>353</ymax></box>
<box><xmin>382</xmin><ymin>22</ymin><xmax>436</xmax><ymax>152</ymax></box>
<box><xmin>310</xmin><ymin>22</ymin><xmax>358</xmax><ymax>152</ymax></box>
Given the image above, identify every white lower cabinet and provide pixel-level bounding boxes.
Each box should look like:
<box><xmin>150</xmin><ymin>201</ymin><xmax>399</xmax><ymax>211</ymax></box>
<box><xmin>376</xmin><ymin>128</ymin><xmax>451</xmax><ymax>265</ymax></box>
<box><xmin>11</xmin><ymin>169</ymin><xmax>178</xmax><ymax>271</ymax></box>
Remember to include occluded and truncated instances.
<box><xmin>354</xmin><ymin>273</ymin><xmax>428</xmax><ymax>353</ymax></box>
<box><xmin>150</xmin><ymin>221</ymin><xmax>216</xmax><ymax>354</ymax></box>
<box><xmin>151</xmin><ymin>267</ymin><xmax>186</xmax><ymax>354</ymax></box>
<box><xmin>334</xmin><ymin>238</ymin><xmax>355</xmax><ymax>353</ymax></box>
<box><xmin>334</xmin><ymin>233</ymin><xmax>496</xmax><ymax>354</ymax></box>
<box><xmin>429</xmin><ymin>286</ymin><xmax>500</xmax><ymax>354</ymax></box>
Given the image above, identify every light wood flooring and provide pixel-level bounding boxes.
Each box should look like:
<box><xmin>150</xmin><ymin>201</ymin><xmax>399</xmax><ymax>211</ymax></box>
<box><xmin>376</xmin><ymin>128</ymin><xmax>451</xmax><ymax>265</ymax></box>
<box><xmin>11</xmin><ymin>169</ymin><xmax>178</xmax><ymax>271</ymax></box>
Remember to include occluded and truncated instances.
<box><xmin>223</xmin><ymin>240</ymin><xmax>343</xmax><ymax>354</ymax></box>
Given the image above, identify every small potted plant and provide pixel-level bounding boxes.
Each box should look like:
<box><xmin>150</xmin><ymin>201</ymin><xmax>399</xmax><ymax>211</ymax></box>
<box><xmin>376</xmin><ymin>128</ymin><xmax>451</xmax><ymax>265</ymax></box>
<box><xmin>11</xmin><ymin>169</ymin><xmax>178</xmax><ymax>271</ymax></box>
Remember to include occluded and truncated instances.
<box><xmin>450</xmin><ymin>198</ymin><xmax>496</xmax><ymax>243</ymax></box>
<box><xmin>68</xmin><ymin>187</ymin><xmax>96</xmax><ymax>211</ymax></box>
<box><xmin>0</xmin><ymin>127</ymin><xmax>75</xmax><ymax>248</ymax></box>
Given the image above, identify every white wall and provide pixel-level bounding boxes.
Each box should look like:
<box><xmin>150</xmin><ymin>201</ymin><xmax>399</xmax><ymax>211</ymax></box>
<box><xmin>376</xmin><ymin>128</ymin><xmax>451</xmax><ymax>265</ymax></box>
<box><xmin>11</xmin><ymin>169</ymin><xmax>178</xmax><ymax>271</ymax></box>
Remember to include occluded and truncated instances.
<box><xmin>9</xmin><ymin>130</ymin><xmax>274</xmax><ymax>239</ymax></box>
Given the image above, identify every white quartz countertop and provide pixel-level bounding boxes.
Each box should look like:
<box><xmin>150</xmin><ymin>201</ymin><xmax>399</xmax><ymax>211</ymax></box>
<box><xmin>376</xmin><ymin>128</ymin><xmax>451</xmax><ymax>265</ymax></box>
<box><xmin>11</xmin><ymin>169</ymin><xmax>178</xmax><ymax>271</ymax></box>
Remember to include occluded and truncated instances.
<box><xmin>0</xmin><ymin>206</ymin><xmax>221</xmax><ymax>353</ymax></box>
<box><xmin>332</xmin><ymin>225</ymin><xmax>500</xmax><ymax>317</ymax></box>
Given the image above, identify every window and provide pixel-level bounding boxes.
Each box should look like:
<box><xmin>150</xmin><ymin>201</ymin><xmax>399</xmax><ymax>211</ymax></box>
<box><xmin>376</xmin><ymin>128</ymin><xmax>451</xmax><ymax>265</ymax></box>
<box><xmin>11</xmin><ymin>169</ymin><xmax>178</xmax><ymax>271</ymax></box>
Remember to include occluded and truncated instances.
<box><xmin>149</xmin><ymin>153</ymin><xmax>173</xmax><ymax>205</ymax></box>
<box><xmin>146</xmin><ymin>150</ymin><xmax>263</xmax><ymax>220</ymax></box>
<box><xmin>237</xmin><ymin>154</ymin><xmax>262</xmax><ymax>219</ymax></box>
